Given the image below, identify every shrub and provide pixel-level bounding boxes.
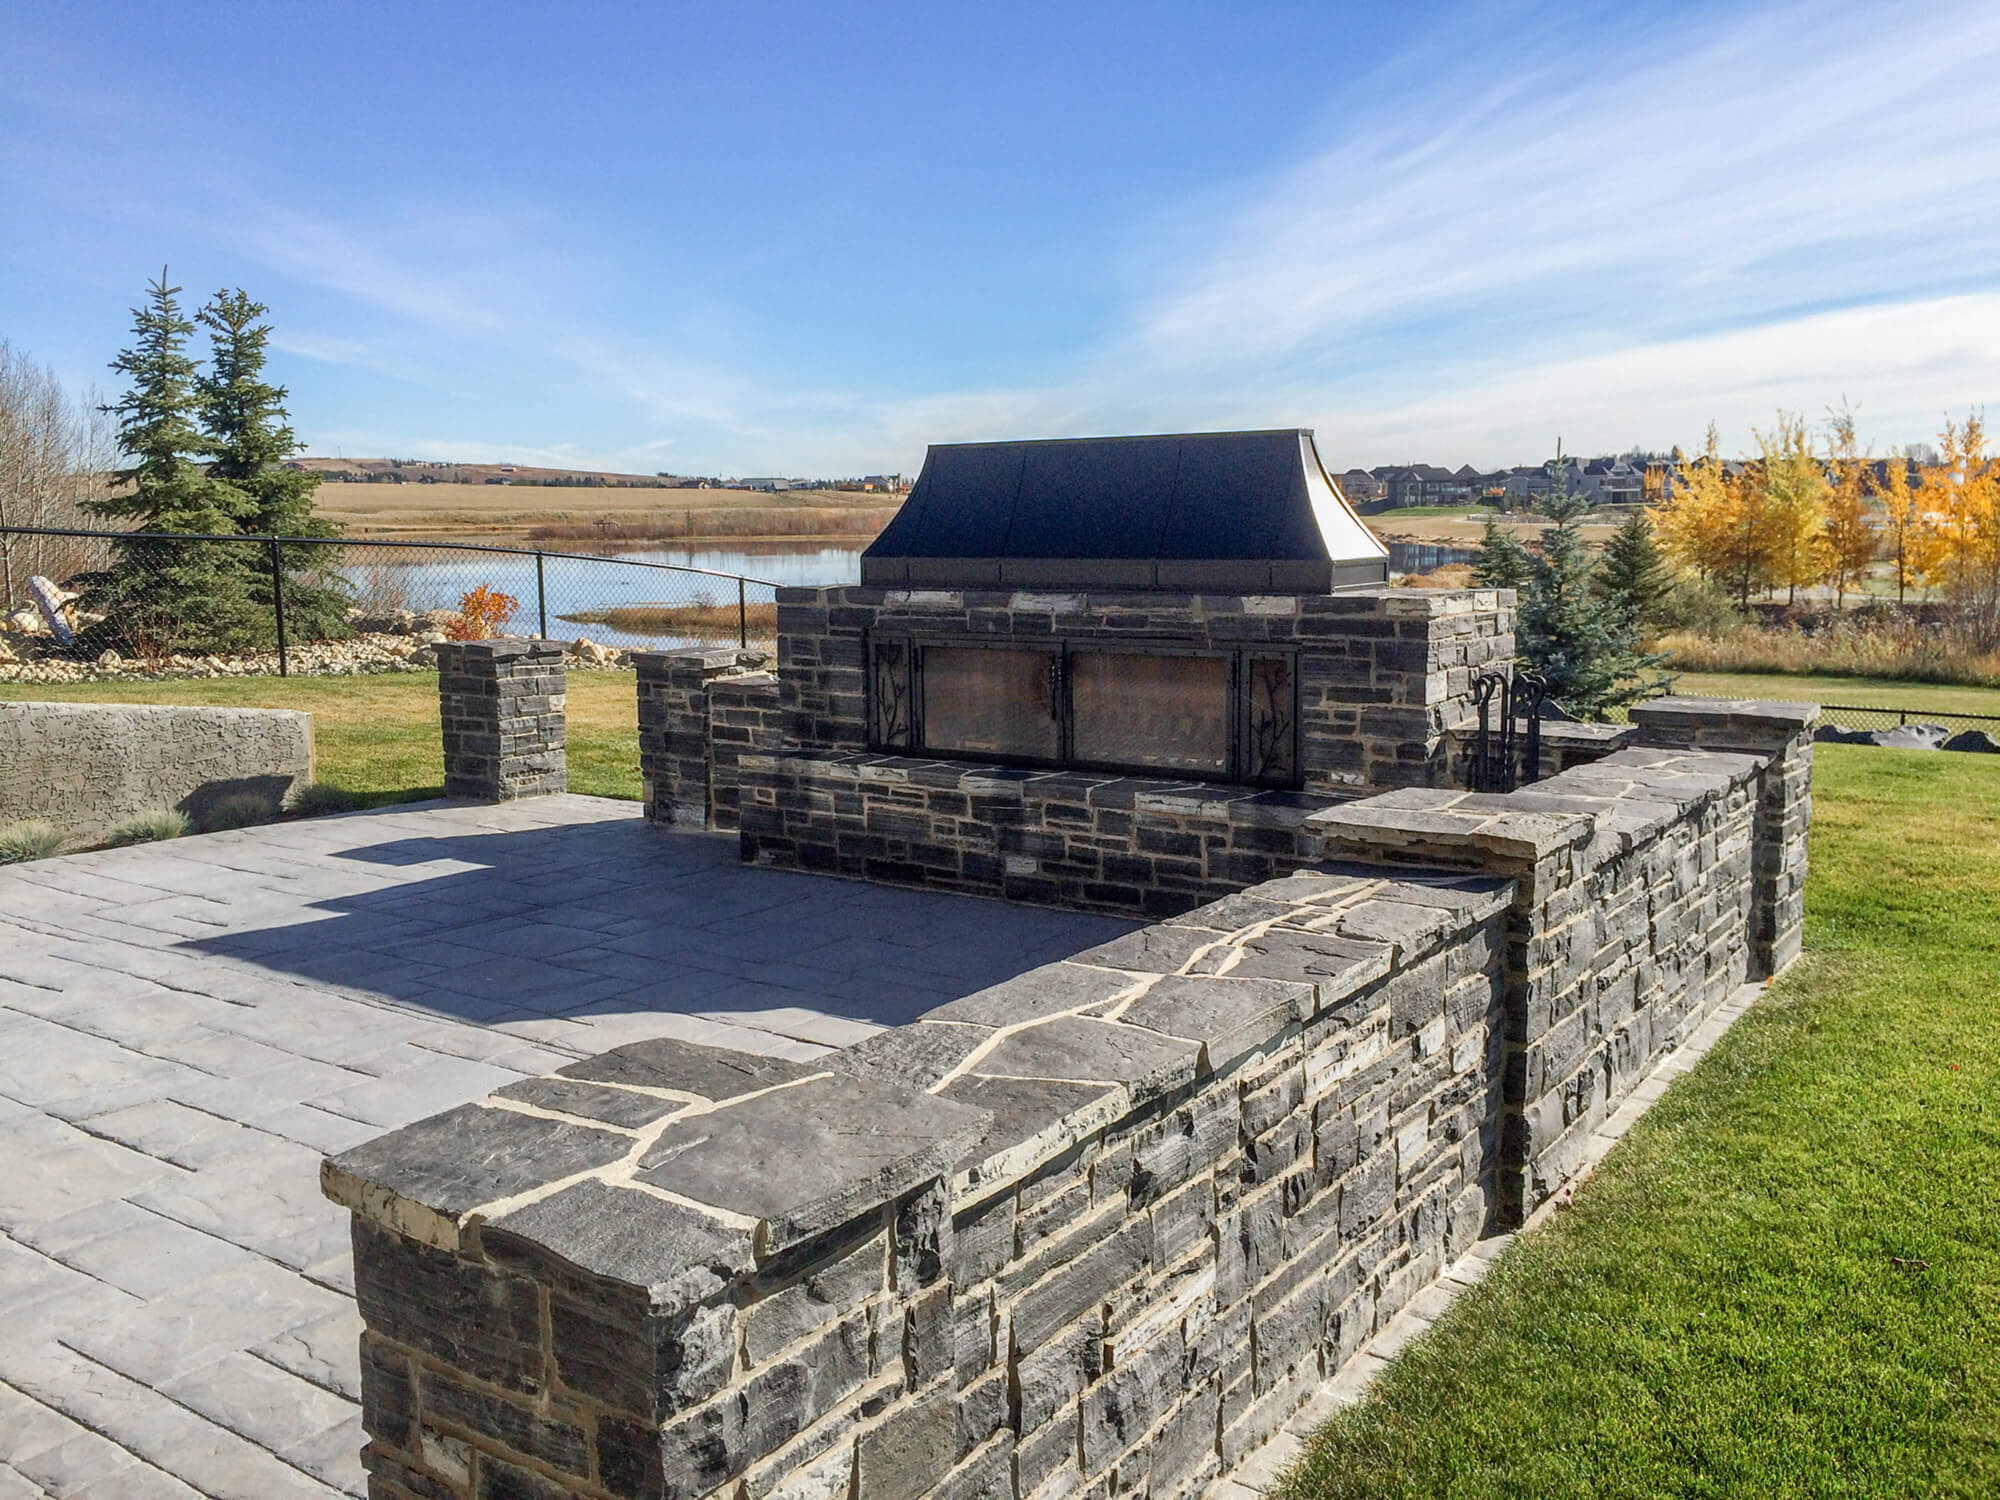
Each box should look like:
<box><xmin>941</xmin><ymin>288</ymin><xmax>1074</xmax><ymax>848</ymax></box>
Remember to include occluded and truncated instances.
<box><xmin>0</xmin><ymin>820</ymin><xmax>65</xmax><ymax>864</ymax></box>
<box><xmin>105</xmin><ymin>808</ymin><xmax>190</xmax><ymax>846</ymax></box>
<box><xmin>1651</xmin><ymin>576</ymin><xmax>1747</xmax><ymax>640</ymax></box>
<box><xmin>444</xmin><ymin>584</ymin><xmax>519</xmax><ymax>641</ymax></box>
<box><xmin>204</xmin><ymin>792</ymin><xmax>278</xmax><ymax>831</ymax></box>
<box><xmin>283</xmin><ymin>781</ymin><xmax>366</xmax><ymax>818</ymax></box>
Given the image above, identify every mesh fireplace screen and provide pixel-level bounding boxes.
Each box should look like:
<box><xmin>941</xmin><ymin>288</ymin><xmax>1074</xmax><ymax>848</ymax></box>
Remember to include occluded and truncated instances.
<box><xmin>921</xmin><ymin>646</ymin><xmax>1060</xmax><ymax>761</ymax></box>
<box><xmin>1070</xmin><ymin>652</ymin><xmax>1230</xmax><ymax>774</ymax></box>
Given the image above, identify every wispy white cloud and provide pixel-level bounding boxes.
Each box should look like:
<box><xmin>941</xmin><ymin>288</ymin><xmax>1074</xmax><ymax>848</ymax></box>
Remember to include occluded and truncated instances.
<box><xmin>1129</xmin><ymin>0</ymin><xmax>2000</xmax><ymax>387</ymax></box>
<box><xmin>38</xmin><ymin>0</ymin><xmax>1989</xmax><ymax>474</ymax></box>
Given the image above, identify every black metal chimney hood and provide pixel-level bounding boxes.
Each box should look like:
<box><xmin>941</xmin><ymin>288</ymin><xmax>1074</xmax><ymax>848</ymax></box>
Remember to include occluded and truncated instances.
<box><xmin>860</xmin><ymin>429</ymin><xmax>1389</xmax><ymax>591</ymax></box>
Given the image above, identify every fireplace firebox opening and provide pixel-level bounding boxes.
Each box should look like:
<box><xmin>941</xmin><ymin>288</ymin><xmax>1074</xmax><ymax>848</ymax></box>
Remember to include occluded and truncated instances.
<box><xmin>867</xmin><ymin>634</ymin><xmax>1300</xmax><ymax>787</ymax></box>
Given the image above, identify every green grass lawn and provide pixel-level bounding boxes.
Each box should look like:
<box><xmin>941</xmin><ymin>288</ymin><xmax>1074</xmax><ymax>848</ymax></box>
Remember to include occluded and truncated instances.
<box><xmin>1280</xmin><ymin>743</ymin><xmax>2000</xmax><ymax>1500</ymax></box>
<box><xmin>0</xmin><ymin>670</ymin><xmax>643</xmax><ymax>805</ymax></box>
<box><xmin>1669</xmin><ymin>670</ymin><xmax>2000</xmax><ymax>719</ymax></box>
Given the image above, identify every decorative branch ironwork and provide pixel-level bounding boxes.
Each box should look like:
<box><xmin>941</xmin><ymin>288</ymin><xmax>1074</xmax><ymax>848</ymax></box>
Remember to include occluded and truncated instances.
<box><xmin>1245</xmin><ymin>655</ymin><xmax>1296</xmax><ymax>784</ymax></box>
<box><xmin>870</xmin><ymin>640</ymin><xmax>913</xmax><ymax>749</ymax></box>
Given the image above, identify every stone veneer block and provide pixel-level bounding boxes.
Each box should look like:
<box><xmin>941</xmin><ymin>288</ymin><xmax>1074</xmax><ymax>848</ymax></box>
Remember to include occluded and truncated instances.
<box><xmin>434</xmin><ymin>638</ymin><xmax>567</xmax><ymax>800</ymax></box>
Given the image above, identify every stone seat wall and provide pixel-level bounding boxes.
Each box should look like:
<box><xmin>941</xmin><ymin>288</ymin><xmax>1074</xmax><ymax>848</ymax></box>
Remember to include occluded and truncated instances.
<box><xmin>326</xmin><ymin>699</ymin><xmax>1816</xmax><ymax>1500</ymax></box>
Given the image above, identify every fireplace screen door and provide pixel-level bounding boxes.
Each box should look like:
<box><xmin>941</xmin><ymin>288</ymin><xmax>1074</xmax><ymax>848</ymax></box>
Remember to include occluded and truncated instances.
<box><xmin>871</xmin><ymin>635</ymin><xmax>1299</xmax><ymax>787</ymax></box>
<box><xmin>919</xmin><ymin>645</ymin><xmax>1061</xmax><ymax>762</ymax></box>
<box><xmin>1069</xmin><ymin>651</ymin><xmax>1230</xmax><ymax>775</ymax></box>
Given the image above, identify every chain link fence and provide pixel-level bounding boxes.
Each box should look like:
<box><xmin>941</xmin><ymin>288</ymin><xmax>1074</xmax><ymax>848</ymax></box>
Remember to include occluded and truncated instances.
<box><xmin>0</xmin><ymin>525</ymin><xmax>779</xmax><ymax>679</ymax></box>
<box><xmin>1593</xmin><ymin>696</ymin><xmax>1999</xmax><ymax>736</ymax></box>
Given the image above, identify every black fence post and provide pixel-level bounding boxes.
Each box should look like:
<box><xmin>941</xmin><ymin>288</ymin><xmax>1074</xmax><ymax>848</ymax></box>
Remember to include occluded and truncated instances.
<box><xmin>738</xmin><ymin>577</ymin><xmax>747</xmax><ymax>648</ymax></box>
<box><xmin>536</xmin><ymin>551</ymin><xmax>548</xmax><ymax>639</ymax></box>
<box><xmin>268</xmin><ymin>536</ymin><xmax>288</xmax><ymax>678</ymax></box>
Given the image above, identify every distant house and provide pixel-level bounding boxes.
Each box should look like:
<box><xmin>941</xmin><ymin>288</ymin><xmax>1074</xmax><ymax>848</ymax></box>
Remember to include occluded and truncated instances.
<box><xmin>739</xmin><ymin>478</ymin><xmax>788</xmax><ymax>492</ymax></box>
<box><xmin>1376</xmin><ymin>464</ymin><xmax>1467</xmax><ymax>507</ymax></box>
<box><xmin>1579</xmin><ymin>458</ymin><xmax>1644</xmax><ymax>507</ymax></box>
<box><xmin>1336</xmin><ymin>469</ymin><xmax>1385</xmax><ymax>503</ymax></box>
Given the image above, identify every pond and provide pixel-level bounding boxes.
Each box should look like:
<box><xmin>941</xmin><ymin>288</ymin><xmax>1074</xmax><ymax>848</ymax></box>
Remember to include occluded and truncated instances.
<box><xmin>336</xmin><ymin>542</ymin><xmax>865</xmax><ymax>650</ymax></box>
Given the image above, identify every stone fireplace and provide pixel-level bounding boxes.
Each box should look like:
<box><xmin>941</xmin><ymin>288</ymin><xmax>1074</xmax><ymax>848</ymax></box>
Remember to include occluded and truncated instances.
<box><xmin>637</xmin><ymin>430</ymin><xmax>1518</xmax><ymax>916</ymax></box>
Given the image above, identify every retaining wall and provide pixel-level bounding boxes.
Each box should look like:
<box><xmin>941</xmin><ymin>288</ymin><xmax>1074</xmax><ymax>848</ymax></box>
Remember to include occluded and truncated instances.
<box><xmin>325</xmin><ymin>697</ymin><xmax>1814</xmax><ymax>1500</ymax></box>
<box><xmin>0</xmin><ymin>699</ymin><xmax>313</xmax><ymax>839</ymax></box>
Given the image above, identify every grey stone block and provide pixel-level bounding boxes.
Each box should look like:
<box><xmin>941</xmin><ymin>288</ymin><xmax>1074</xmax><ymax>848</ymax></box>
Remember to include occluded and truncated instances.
<box><xmin>636</xmin><ymin>1074</ymin><xmax>990</xmax><ymax>1252</ymax></box>
<box><xmin>484</xmin><ymin>1179</ymin><xmax>755</xmax><ymax>1297</ymax></box>
<box><xmin>968</xmin><ymin>1016</ymin><xmax>1199</xmax><ymax>1097</ymax></box>
<box><xmin>325</xmin><ymin>1102</ymin><xmax>629</xmax><ymax>1224</ymax></box>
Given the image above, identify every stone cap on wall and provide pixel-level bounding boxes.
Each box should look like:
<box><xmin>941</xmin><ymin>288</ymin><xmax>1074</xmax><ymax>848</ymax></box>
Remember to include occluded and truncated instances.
<box><xmin>1308</xmin><ymin>743</ymin><xmax>1770</xmax><ymax>875</ymax></box>
<box><xmin>1629</xmin><ymin>695</ymin><xmax>1820</xmax><ymax>750</ymax></box>
<box><xmin>432</xmin><ymin>637</ymin><xmax>567</xmax><ymax>664</ymax></box>
<box><xmin>322</xmin><ymin>863</ymin><xmax>1510</xmax><ymax>1289</ymax></box>
<box><xmin>629</xmin><ymin>647</ymin><xmax>772</xmax><ymax>672</ymax></box>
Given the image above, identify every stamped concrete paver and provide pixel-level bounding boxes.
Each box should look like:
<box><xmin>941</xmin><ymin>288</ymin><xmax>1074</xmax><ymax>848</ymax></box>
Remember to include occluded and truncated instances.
<box><xmin>0</xmin><ymin>793</ymin><xmax>1131</xmax><ymax>1496</ymax></box>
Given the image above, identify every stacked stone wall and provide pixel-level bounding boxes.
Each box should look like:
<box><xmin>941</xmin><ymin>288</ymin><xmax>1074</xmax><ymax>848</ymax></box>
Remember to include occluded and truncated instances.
<box><xmin>738</xmin><ymin>749</ymin><xmax>1331</xmax><ymax>919</ymax></box>
<box><xmin>327</xmin><ymin>867</ymin><xmax>1512</xmax><ymax>1500</ymax></box>
<box><xmin>633</xmin><ymin>648</ymin><xmax>771</xmax><ymax>828</ymax></box>
<box><xmin>436</xmin><ymin>639</ymin><xmax>567</xmax><ymax>801</ymax></box>
<box><xmin>1308</xmin><ymin>698</ymin><xmax>1815</xmax><ymax>1220</ymax></box>
<box><xmin>330</xmin><ymin>698</ymin><xmax>1815</xmax><ymax>1498</ymax></box>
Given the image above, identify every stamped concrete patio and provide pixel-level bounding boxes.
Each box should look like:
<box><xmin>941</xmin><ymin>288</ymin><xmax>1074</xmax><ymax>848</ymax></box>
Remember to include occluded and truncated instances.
<box><xmin>0</xmin><ymin>795</ymin><xmax>1132</xmax><ymax>1498</ymax></box>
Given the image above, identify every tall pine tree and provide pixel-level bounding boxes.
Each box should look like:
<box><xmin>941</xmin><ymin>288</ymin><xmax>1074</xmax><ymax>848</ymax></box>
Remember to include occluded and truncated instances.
<box><xmin>1515</xmin><ymin>462</ymin><xmax>1668</xmax><ymax>718</ymax></box>
<box><xmin>1593</xmin><ymin>508</ymin><xmax>1672</xmax><ymax>632</ymax></box>
<box><xmin>80</xmin><ymin>271</ymin><xmax>265</xmax><ymax>652</ymax></box>
<box><xmin>1472</xmin><ymin>515</ymin><xmax>1534</xmax><ymax>591</ymax></box>
<box><xmin>198</xmin><ymin>288</ymin><xmax>351</xmax><ymax>639</ymax></box>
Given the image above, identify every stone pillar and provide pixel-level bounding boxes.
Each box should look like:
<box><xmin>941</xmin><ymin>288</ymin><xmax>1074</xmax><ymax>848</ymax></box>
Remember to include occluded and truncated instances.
<box><xmin>1629</xmin><ymin>697</ymin><xmax>1817</xmax><ymax>979</ymax></box>
<box><xmin>435</xmin><ymin>639</ymin><xmax>567</xmax><ymax>801</ymax></box>
<box><xmin>634</xmin><ymin>648</ymin><xmax>770</xmax><ymax>829</ymax></box>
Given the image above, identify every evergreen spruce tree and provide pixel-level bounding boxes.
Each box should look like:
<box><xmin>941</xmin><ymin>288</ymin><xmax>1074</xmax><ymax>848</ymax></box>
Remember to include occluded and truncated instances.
<box><xmin>1514</xmin><ymin>465</ymin><xmax>1668</xmax><ymax>718</ymax></box>
<box><xmin>80</xmin><ymin>271</ymin><xmax>264</xmax><ymax>653</ymax></box>
<box><xmin>1593</xmin><ymin>507</ymin><xmax>1672</xmax><ymax>632</ymax></box>
<box><xmin>1472</xmin><ymin>515</ymin><xmax>1534</xmax><ymax>591</ymax></box>
<box><xmin>198</xmin><ymin>289</ymin><xmax>351</xmax><ymax>640</ymax></box>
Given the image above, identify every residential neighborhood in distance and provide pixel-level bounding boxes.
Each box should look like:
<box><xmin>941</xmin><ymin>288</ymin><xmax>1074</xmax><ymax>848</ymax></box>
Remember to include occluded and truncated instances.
<box><xmin>1338</xmin><ymin>453</ymin><xmax>1657</xmax><ymax>510</ymax></box>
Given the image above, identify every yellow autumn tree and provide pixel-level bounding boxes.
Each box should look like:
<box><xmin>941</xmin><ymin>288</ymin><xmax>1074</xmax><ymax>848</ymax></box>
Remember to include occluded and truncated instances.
<box><xmin>1821</xmin><ymin>403</ymin><xmax>1879</xmax><ymax>608</ymax></box>
<box><xmin>1653</xmin><ymin>424</ymin><xmax>1761</xmax><ymax>597</ymax></box>
<box><xmin>1875</xmin><ymin>454</ymin><xmax>1931</xmax><ymax>605</ymax></box>
<box><xmin>1755</xmin><ymin>413</ymin><xmax>1829</xmax><ymax>606</ymax></box>
<box><xmin>1920</xmin><ymin>413</ymin><xmax>2000</xmax><ymax>642</ymax></box>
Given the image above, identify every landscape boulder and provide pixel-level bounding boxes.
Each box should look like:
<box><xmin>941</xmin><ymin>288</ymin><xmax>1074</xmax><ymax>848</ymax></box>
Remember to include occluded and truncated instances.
<box><xmin>1943</xmin><ymin>728</ymin><xmax>2000</xmax><ymax>754</ymax></box>
<box><xmin>1814</xmin><ymin>722</ymin><xmax>1951</xmax><ymax>750</ymax></box>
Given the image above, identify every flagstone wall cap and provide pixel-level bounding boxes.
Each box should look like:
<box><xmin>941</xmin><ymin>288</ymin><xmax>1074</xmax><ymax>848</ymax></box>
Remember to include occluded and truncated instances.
<box><xmin>1630</xmin><ymin>696</ymin><xmax>1820</xmax><ymax>731</ymax></box>
<box><xmin>483</xmin><ymin>1179</ymin><xmax>757</xmax><ymax>1299</ymax></box>
<box><xmin>925</xmin><ymin>962</ymin><xmax>1139</xmax><ymax>1028</ymax></box>
<box><xmin>322</xmin><ymin>1102</ymin><xmax>631</xmax><ymax>1241</ymax></box>
<box><xmin>633</xmin><ymin>1073</ymin><xmax>993</xmax><ymax>1255</ymax></box>
<box><xmin>555</xmin><ymin>1035</ymin><xmax>820</xmax><ymax>1099</ymax></box>
<box><xmin>434</xmin><ymin>638</ymin><xmax>566</xmax><ymax>661</ymax></box>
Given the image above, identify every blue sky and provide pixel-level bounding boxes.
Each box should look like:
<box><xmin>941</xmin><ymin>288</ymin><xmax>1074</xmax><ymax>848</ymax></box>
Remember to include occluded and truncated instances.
<box><xmin>4</xmin><ymin>0</ymin><xmax>1997</xmax><ymax>475</ymax></box>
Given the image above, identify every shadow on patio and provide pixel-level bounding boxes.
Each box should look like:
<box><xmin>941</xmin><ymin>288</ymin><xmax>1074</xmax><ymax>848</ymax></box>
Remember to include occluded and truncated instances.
<box><xmin>182</xmin><ymin>801</ymin><xmax>1136</xmax><ymax>1058</ymax></box>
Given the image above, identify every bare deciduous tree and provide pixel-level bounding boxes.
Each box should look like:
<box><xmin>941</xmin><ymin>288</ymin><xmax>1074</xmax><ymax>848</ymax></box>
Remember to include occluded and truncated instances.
<box><xmin>0</xmin><ymin>340</ymin><xmax>118</xmax><ymax>611</ymax></box>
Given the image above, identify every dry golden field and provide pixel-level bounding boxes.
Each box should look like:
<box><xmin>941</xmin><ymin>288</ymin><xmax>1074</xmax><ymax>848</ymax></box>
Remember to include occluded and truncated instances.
<box><xmin>314</xmin><ymin>482</ymin><xmax>899</xmax><ymax>540</ymax></box>
<box><xmin>1366</xmin><ymin>509</ymin><xmax>1624</xmax><ymax>548</ymax></box>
